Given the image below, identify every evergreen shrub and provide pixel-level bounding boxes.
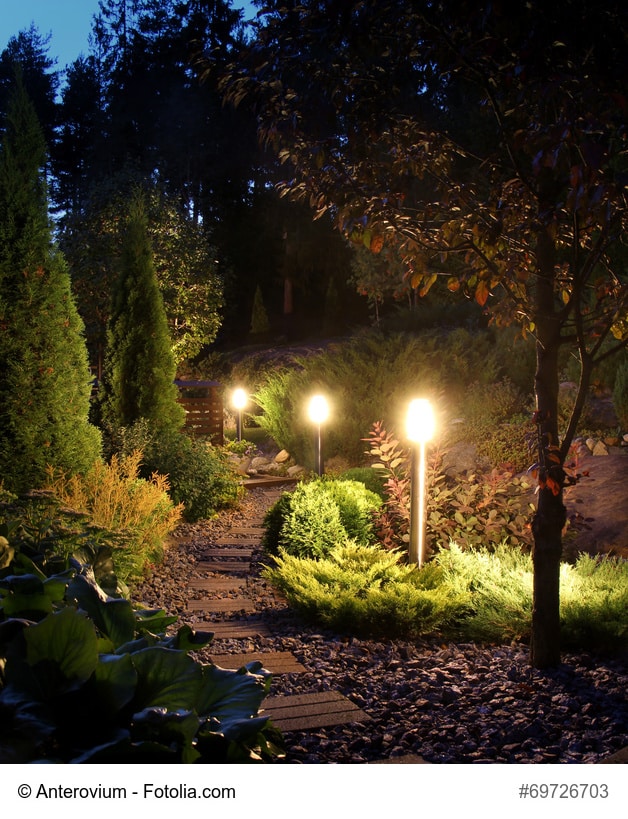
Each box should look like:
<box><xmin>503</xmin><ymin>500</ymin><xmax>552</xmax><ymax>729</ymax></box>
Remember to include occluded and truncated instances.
<box><xmin>99</xmin><ymin>192</ymin><xmax>184</xmax><ymax>437</ymax></box>
<box><xmin>264</xmin><ymin>543</ymin><xmax>467</xmax><ymax>639</ymax></box>
<box><xmin>265</xmin><ymin>541</ymin><xmax>628</xmax><ymax>650</ymax></box>
<box><xmin>0</xmin><ymin>79</ymin><xmax>101</xmax><ymax>493</ymax></box>
<box><xmin>262</xmin><ymin>478</ymin><xmax>381</xmax><ymax>559</ymax></box>
<box><xmin>340</xmin><ymin>467</ymin><xmax>387</xmax><ymax>499</ymax></box>
<box><xmin>253</xmin><ymin>327</ymin><xmax>525</xmax><ymax>467</ymax></box>
<box><xmin>116</xmin><ymin>421</ymin><xmax>242</xmax><ymax>522</ymax></box>
<box><xmin>254</xmin><ymin>331</ymin><xmax>446</xmax><ymax>465</ymax></box>
<box><xmin>458</xmin><ymin>378</ymin><xmax>533</xmax><ymax>470</ymax></box>
<box><xmin>249</xmin><ymin>284</ymin><xmax>271</xmax><ymax>335</ymax></box>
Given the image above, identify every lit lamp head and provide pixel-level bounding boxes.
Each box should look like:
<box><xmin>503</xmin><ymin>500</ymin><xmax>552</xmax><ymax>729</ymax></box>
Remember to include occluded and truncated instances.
<box><xmin>232</xmin><ymin>387</ymin><xmax>248</xmax><ymax>411</ymax></box>
<box><xmin>232</xmin><ymin>388</ymin><xmax>247</xmax><ymax>441</ymax></box>
<box><xmin>406</xmin><ymin>398</ymin><xmax>435</xmax><ymax>444</ymax></box>
<box><xmin>308</xmin><ymin>394</ymin><xmax>329</xmax><ymax>425</ymax></box>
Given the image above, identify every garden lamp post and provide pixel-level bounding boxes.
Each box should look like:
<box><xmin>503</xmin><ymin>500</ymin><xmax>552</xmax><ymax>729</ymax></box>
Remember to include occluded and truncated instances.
<box><xmin>406</xmin><ymin>398</ymin><xmax>435</xmax><ymax>568</ymax></box>
<box><xmin>232</xmin><ymin>387</ymin><xmax>248</xmax><ymax>442</ymax></box>
<box><xmin>308</xmin><ymin>394</ymin><xmax>329</xmax><ymax>476</ymax></box>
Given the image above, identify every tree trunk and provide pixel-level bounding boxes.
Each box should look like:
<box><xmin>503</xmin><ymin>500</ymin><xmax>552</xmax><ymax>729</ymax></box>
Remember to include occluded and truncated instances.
<box><xmin>531</xmin><ymin>485</ymin><xmax>565</xmax><ymax>668</ymax></box>
<box><xmin>530</xmin><ymin>227</ymin><xmax>565</xmax><ymax>668</ymax></box>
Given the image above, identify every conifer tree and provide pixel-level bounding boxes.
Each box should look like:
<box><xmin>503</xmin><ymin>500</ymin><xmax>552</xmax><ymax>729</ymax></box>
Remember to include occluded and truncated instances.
<box><xmin>100</xmin><ymin>191</ymin><xmax>184</xmax><ymax>434</ymax></box>
<box><xmin>0</xmin><ymin>77</ymin><xmax>101</xmax><ymax>493</ymax></box>
<box><xmin>249</xmin><ymin>284</ymin><xmax>270</xmax><ymax>336</ymax></box>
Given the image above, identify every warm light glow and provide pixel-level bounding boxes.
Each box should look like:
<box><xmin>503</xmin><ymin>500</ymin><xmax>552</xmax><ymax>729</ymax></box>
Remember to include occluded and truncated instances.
<box><xmin>232</xmin><ymin>387</ymin><xmax>248</xmax><ymax>411</ymax></box>
<box><xmin>308</xmin><ymin>394</ymin><xmax>329</xmax><ymax>425</ymax></box>
<box><xmin>406</xmin><ymin>398</ymin><xmax>435</xmax><ymax>444</ymax></box>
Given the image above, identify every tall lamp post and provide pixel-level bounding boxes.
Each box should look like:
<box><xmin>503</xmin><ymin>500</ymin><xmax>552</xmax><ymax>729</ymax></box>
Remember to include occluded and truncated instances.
<box><xmin>406</xmin><ymin>398</ymin><xmax>435</xmax><ymax>568</ymax></box>
<box><xmin>308</xmin><ymin>394</ymin><xmax>329</xmax><ymax>476</ymax></box>
<box><xmin>232</xmin><ymin>388</ymin><xmax>248</xmax><ymax>442</ymax></box>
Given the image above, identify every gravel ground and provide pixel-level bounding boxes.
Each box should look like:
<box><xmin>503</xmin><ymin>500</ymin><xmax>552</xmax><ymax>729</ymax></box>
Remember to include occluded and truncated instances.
<box><xmin>134</xmin><ymin>487</ymin><xmax>628</xmax><ymax>765</ymax></box>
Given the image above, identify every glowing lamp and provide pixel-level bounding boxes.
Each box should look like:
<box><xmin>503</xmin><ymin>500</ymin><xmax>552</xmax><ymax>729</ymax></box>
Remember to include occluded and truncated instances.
<box><xmin>406</xmin><ymin>398</ymin><xmax>435</xmax><ymax>568</ymax></box>
<box><xmin>406</xmin><ymin>398</ymin><xmax>435</xmax><ymax>444</ymax></box>
<box><xmin>232</xmin><ymin>387</ymin><xmax>247</xmax><ymax>411</ymax></box>
<box><xmin>308</xmin><ymin>394</ymin><xmax>329</xmax><ymax>425</ymax></box>
<box><xmin>232</xmin><ymin>388</ymin><xmax>248</xmax><ymax>441</ymax></box>
<box><xmin>308</xmin><ymin>394</ymin><xmax>329</xmax><ymax>475</ymax></box>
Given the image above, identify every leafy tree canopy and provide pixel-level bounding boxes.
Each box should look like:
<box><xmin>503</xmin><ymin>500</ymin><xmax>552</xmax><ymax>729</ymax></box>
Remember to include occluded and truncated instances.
<box><xmin>220</xmin><ymin>0</ymin><xmax>628</xmax><ymax>667</ymax></box>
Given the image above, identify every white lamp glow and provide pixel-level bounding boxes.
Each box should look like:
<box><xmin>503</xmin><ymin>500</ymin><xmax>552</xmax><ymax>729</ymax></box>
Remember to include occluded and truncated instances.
<box><xmin>308</xmin><ymin>394</ymin><xmax>329</xmax><ymax>425</ymax></box>
<box><xmin>308</xmin><ymin>394</ymin><xmax>329</xmax><ymax>475</ymax></box>
<box><xmin>232</xmin><ymin>387</ymin><xmax>247</xmax><ymax>411</ymax></box>
<box><xmin>406</xmin><ymin>398</ymin><xmax>435</xmax><ymax>444</ymax></box>
<box><xmin>232</xmin><ymin>388</ymin><xmax>248</xmax><ymax>441</ymax></box>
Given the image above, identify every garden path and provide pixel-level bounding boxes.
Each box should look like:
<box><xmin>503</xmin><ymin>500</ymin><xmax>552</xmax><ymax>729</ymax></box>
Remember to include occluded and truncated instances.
<box><xmin>179</xmin><ymin>480</ymin><xmax>383</xmax><ymax>740</ymax></box>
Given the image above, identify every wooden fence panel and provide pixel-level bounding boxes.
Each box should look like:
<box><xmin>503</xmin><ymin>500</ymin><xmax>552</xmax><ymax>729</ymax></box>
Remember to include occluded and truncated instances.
<box><xmin>175</xmin><ymin>380</ymin><xmax>223</xmax><ymax>444</ymax></box>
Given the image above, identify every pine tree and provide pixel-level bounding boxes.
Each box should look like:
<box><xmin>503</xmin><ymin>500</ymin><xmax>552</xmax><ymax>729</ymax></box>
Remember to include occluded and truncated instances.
<box><xmin>100</xmin><ymin>190</ymin><xmax>184</xmax><ymax>434</ymax></box>
<box><xmin>0</xmin><ymin>77</ymin><xmax>101</xmax><ymax>493</ymax></box>
<box><xmin>249</xmin><ymin>284</ymin><xmax>270</xmax><ymax>336</ymax></box>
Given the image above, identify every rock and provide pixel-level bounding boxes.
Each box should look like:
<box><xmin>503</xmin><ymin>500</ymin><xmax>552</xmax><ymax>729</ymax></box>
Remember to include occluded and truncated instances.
<box><xmin>441</xmin><ymin>441</ymin><xmax>479</xmax><ymax>475</ymax></box>
<box><xmin>275</xmin><ymin>449</ymin><xmax>290</xmax><ymax>463</ymax></box>
<box><xmin>287</xmin><ymin>465</ymin><xmax>306</xmax><ymax>477</ymax></box>
<box><xmin>230</xmin><ymin>455</ymin><xmax>251</xmax><ymax>475</ymax></box>
<box><xmin>592</xmin><ymin>440</ymin><xmax>609</xmax><ymax>456</ymax></box>
<box><xmin>585</xmin><ymin>438</ymin><xmax>597</xmax><ymax>453</ymax></box>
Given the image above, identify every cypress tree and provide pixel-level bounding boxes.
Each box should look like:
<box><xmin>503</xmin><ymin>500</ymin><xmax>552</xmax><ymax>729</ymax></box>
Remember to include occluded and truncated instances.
<box><xmin>100</xmin><ymin>191</ymin><xmax>184</xmax><ymax>434</ymax></box>
<box><xmin>0</xmin><ymin>77</ymin><xmax>101</xmax><ymax>493</ymax></box>
<box><xmin>249</xmin><ymin>284</ymin><xmax>270</xmax><ymax>336</ymax></box>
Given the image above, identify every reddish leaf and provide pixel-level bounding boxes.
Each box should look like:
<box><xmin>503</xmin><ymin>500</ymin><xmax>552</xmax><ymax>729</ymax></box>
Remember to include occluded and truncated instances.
<box><xmin>475</xmin><ymin>280</ymin><xmax>489</xmax><ymax>307</ymax></box>
<box><xmin>370</xmin><ymin>234</ymin><xmax>384</xmax><ymax>254</ymax></box>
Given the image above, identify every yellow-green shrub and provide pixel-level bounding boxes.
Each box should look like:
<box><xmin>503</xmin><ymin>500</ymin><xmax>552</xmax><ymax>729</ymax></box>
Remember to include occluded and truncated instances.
<box><xmin>45</xmin><ymin>452</ymin><xmax>182</xmax><ymax>579</ymax></box>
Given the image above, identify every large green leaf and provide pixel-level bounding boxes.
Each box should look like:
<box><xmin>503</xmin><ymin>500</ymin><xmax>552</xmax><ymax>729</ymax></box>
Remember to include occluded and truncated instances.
<box><xmin>115</xmin><ymin>635</ymin><xmax>157</xmax><ymax>654</ymax></box>
<box><xmin>91</xmin><ymin>653</ymin><xmax>137</xmax><ymax>713</ymax></box>
<box><xmin>24</xmin><ymin>607</ymin><xmax>98</xmax><ymax>681</ymax></box>
<box><xmin>162</xmin><ymin>624</ymin><xmax>214</xmax><ymax>653</ymax></box>
<box><xmin>133</xmin><ymin>607</ymin><xmax>178</xmax><ymax>634</ymax></box>
<box><xmin>43</xmin><ymin>575</ymin><xmax>72</xmax><ymax>602</ymax></box>
<box><xmin>0</xmin><ymin>574</ymin><xmax>45</xmax><ymax>594</ymax></box>
<box><xmin>196</xmin><ymin>663</ymin><xmax>270</xmax><ymax>720</ymax></box>
<box><xmin>1</xmin><ymin>591</ymin><xmax>53</xmax><ymax>617</ymax></box>
<box><xmin>0</xmin><ymin>536</ymin><xmax>14</xmax><ymax>570</ymax></box>
<box><xmin>67</xmin><ymin>574</ymin><xmax>135</xmax><ymax>647</ymax></box>
<box><xmin>130</xmin><ymin>647</ymin><xmax>203</xmax><ymax>711</ymax></box>
<box><xmin>4</xmin><ymin>608</ymin><xmax>99</xmax><ymax>702</ymax></box>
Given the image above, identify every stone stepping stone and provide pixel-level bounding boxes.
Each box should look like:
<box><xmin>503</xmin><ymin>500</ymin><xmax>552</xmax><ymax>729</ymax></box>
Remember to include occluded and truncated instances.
<box><xmin>213</xmin><ymin>536</ymin><xmax>261</xmax><ymax>546</ymax></box>
<box><xmin>188</xmin><ymin>577</ymin><xmax>246</xmax><ymax>591</ymax></box>
<box><xmin>207</xmin><ymin>620</ymin><xmax>273</xmax><ymax>639</ymax></box>
<box><xmin>209</xmin><ymin>651</ymin><xmax>306</xmax><ymax>674</ymax></box>
<box><xmin>262</xmin><ymin>691</ymin><xmax>371</xmax><ymax>732</ymax></box>
<box><xmin>196</xmin><ymin>559</ymin><xmax>251</xmax><ymax>574</ymax></box>
<box><xmin>227</xmin><ymin>526</ymin><xmax>265</xmax><ymax>536</ymax></box>
<box><xmin>200</xmin><ymin>546</ymin><xmax>255</xmax><ymax>558</ymax></box>
<box><xmin>187</xmin><ymin>597</ymin><xmax>256</xmax><ymax>613</ymax></box>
